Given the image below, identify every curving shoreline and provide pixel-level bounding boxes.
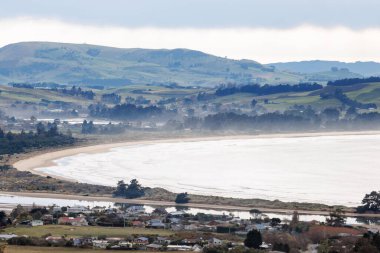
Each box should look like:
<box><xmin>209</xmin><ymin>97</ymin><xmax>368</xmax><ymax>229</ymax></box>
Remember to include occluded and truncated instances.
<box><xmin>13</xmin><ymin>130</ymin><xmax>380</xmax><ymax>179</ymax></box>
<box><xmin>10</xmin><ymin>130</ymin><xmax>380</xmax><ymax>214</ymax></box>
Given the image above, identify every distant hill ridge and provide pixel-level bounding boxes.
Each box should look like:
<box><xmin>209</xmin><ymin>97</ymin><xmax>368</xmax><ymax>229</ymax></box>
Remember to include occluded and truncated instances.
<box><xmin>268</xmin><ymin>60</ymin><xmax>380</xmax><ymax>77</ymax></box>
<box><xmin>0</xmin><ymin>42</ymin><xmax>377</xmax><ymax>87</ymax></box>
<box><xmin>0</xmin><ymin>42</ymin><xmax>301</xmax><ymax>87</ymax></box>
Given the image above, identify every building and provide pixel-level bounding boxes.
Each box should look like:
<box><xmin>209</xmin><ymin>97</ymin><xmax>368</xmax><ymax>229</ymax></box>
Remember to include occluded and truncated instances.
<box><xmin>92</xmin><ymin>240</ymin><xmax>109</xmax><ymax>249</ymax></box>
<box><xmin>31</xmin><ymin>220</ymin><xmax>44</xmax><ymax>227</ymax></box>
<box><xmin>134</xmin><ymin>236</ymin><xmax>149</xmax><ymax>245</ymax></box>
<box><xmin>67</xmin><ymin>206</ymin><xmax>90</xmax><ymax>214</ymax></box>
<box><xmin>58</xmin><ymin>217</ymin><xmax>88</xmax><ymax>226</ymax></box>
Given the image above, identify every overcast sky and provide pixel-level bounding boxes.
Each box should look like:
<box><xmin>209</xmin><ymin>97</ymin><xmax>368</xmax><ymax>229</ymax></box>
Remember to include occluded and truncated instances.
<box><xmin>1</xmin><ymin>0</ymin><xmax>380</xmax><ymax>63</ymax></box>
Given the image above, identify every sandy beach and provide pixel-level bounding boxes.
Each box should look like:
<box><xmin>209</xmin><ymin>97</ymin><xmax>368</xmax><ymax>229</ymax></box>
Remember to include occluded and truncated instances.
<box><xmin>13</xmin><ymin>130</ymin><xmax>380</xmax><ymax>179</ymax></box>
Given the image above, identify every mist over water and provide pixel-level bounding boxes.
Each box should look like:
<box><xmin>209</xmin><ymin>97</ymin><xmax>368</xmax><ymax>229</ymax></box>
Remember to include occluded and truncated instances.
<box><xmin>37</xmin><ymin>135</ymin><xmax>380</xmax><ymax>206</ymax></box>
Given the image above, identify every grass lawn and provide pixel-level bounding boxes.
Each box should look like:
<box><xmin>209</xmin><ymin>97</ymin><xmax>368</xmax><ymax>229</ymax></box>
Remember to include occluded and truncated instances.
<box><xmin>4</xmin><ymin>245</ymin><xmax>180</xmax><ymax>253</ymax></box>
<box><xmin>3</xmin><ymin>225</ymin><xmax>173</xmax><ymax>238</ymax></box>
<box><xmin>5</xmin><ymin>245</ymin><xmax>111</xmax><ymax>253</ymax></box>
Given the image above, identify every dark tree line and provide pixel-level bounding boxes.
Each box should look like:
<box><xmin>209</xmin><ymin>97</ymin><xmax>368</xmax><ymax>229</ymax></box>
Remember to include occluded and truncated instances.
<box><xmin>215</xmin><ymin>83</ymin><xmax>323</xmax><ymax>96</ymax></box>
<box><xmin>81</xmin><ymin>120</ymin><xmax>125</xmax><ymax>135</ymax></box>
<box><xmin>201</xmin><ymin>109</ymin><xmax>380</xmax><ymax>131</ymax></box>
<box><xmin>101</xmin><ymin>93</ymin><xmax>122</xmax><ymax>104</ymax></box>
<box><xmin>321</xmin><ymin>89</ymin><xmax>377</xmax><ymax>109</ymax></box>
<box><xmin>59</xmin><ymin>86</ymin><xmax>95</xmax><ymax>100</ymax></box>
<box><xmin>203</xmin><ymin>112</ymin><xmax>317</xmax><ymax>131</ymax></box>
<box><xmin>327</xmin><ymin>76</ymin><xmax>380</xmax><ymax>86</ymax></box>
<box><xmin>88</xmin><ymin>103</ymin><xmax>165</xmax><ymax>120</ymax></box>
<box><xmin>0</xmin><ymin>123</ymin><xmax>74</xmax><ymax>155</ymax></box>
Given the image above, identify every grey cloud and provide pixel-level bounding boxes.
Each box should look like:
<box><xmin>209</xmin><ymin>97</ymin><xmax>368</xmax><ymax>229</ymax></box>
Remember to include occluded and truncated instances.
<box><xmin>1</xmin><ymin>0</ymin><xmax>380</xmax><ymax>29</ymax></box>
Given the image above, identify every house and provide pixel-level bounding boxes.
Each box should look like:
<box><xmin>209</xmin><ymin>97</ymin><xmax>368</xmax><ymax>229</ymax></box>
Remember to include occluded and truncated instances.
<box><xmin>259</xmin><ymin>242</ymin><xmax>271</xmax><ymax>249</ymax></box>
<box><xmin>92</xmin><ymin>206</ymin><xmax>106</xmax><ymax>213</ymax></box>
<box><xmin>73</xmin><ymin>237</ymin><xmax>93</xmax><ymax>247</ymax></box>
<box><xmin>118</xmin><ymin>241</ymin><xmax>135</xmax><ymax>249</ymax></box>
<box><xmin>147</xmin><ymin>219</ymin><xmax>166</xmax><ymax>229</ymax></box>
<box><xmin>92</xmin><ymin>240</ymin><xmax>109</xmax><ymax>249</ymax></box>
<box><xmin>0</xmin><ymin>234</ymin><xmax>18</xmax><ymax>241</ymax></box>
<box><xmin>52</xmin><ymin>206</ymin><xmax>62</xmax><ymax>213</ymax></box>
<box><xmin>41</xmin><ymin>214</ymin><xmax>54</xmax><ymax>224</ymax></box>
<box><xmin>131</xmin><ymin>220</ymin><xmax>145</xmax><ymax>227</ymax></box>
<box><xmin>167</xmin><ymin>245</ymin><xmax>193</xmax><ymax>251</ymax></box>
<box><xmin>250</xmin><ymin>223</ymin><xmax>270</xmax><ymax>232</ymax></box>
<box><xmin>67</xmin><ymin>206</ymin><xmax>90</xmax><ymax>214</ymax></box>
<box><xmin>126</xmin><ymin>206</ymin><xmax>145</xmax><ymax>214</ymax></box>
<box><xmin>156</xmin><ymin>236</ymin><xmax>171</xmax><ymax>245</ymax></box>
<box><xmin>181</xmin><ymin>238</ymin><xmax>200</xmax><ymax>245</ymax></box>
<box><xmin>46</xmin><ymin>236</ymin><xmax>64</xmax><ymax>244</ymax></box>
<box><xmin>146</xmin><ymin>243</ymin><xmax>162</xmax><ymax>251</ymax></box>
<box><xmin>58</xmin><ymin>217</ymin><xmax>88</xmax><ymax>226</ymax></box>
<box><xmin>192</xmin><ymin>245</ymin><xmax>203</xmax><ymax>252</ymax></box>
<box><xmin>184</xmin><ymin>224</ymin><xmax>199</xmax><ymax>231</ymax></box>
<box><xmin>169</xmin><ymin>211</ymin><xmax>186</xmax><ymax>217</ymax></box>
<box><xmin>31</xmin><ymin>220</ymin><xmax>44</xmax><ymax>227</ymax></box>
<box><xmin>134</xmin><ymin>236</ymin><xmax>149</xmax><ymax>245</ymax></box>
<box><xmin>208</xmin><ymin>238</ymin><xmax>223</xmax><ymax>246</ymax></box>
<box><xmin>169</xmin><ymin>217</ymin><xmax>181</xmax><ymax>224</ymax></box>
<box><xmin>171</xmin><ymin>224</ymin><xmax>184</xmax><ymax>231</ymax></box>
<box><xmin>106</xmin><ymin>237</ymin><xmax>124</xmax><ymax>242</ymax></box>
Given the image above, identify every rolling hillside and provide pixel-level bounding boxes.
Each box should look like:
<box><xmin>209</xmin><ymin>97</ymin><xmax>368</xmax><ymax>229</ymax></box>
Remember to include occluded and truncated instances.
<box><xmin>268</xmin><ymin>60</ymin><xmax>380</xmax><ymax>76</ymax></box>
<box><xmin>0</xmin><ymin>42</ymin><xmax>303</xmax><ymax>87</ymax></box>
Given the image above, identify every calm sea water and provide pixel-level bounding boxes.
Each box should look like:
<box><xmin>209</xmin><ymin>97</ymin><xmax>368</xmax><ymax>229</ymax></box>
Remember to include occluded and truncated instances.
<box><xmin>0</xmin><ymin>194</ymin><xmax>365</xmax><ymax>224</ymax></box>
<box><xmin>36</xmin><ymin>135</ymin><xmax>380</xmax><ymax>206</ymax></box>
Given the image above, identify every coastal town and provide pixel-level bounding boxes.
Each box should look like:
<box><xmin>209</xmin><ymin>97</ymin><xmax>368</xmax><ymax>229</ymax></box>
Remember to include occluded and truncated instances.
<box><xmin>0</xmin><ymin>202</ymin><xmax>378</xmax><ymax>253</ymax></box>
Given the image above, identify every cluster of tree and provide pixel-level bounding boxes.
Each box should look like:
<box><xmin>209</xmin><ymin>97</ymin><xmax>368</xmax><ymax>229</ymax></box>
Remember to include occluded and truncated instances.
<box><xmin>197</xmin><ymin>107</ymin><xmax>380</xmax><ymax>131</ymax></box>
<box><xmin>113</xmin><ymin>179</ymin><xmax>145</xmax><ymax>198</ymax></box>
<box><xmin>0</xmin><ymin>210</ymin><xmax>10</xmax><ymax>227</ymax></box>
<box><xmin>244</xmin><ymin>229</ymin><xmax>262</xmax><ymax>249</ymax></box>
<box><xmin>175</xmin><ymin>192</ymin><xmax>190</xmax><ymax>203</ymax></box>
<box><xmin>11</xmin><ymin>83</ymin><xmax>34</xmax><ymax>89</ymax></box>
<box><xmin>327</xmin><ymin>76</ymin><xmax>380</xmax><ymax>86</ymax></box>
<box><xmin>354</xmin><ymin>232</ymin><xmax>380</xmax><ymax>253</ymax></box>
<box><xmin>157</xmin><ymin>97</ymin><xmax>176</xmax><ymax>105</ymax></box>
<box><xmin>357</xmin><ymin>191</ymin><xmax>380</xmax><ymax>213</ymax></box>
<box><xmin>321</xmin><ymin>89</ymin><xmax>377</xmax><ymax>109</ymax></box>
<box><xmin>81</xmin><ymin>120</ymin><xmax>126</xmax><ymax>135</ymax></box>
<box><xmin>125</xmin><ymin>95</ymin><xmax>151</xmax><ymax>105</ymax></box>
<box><xmin>101</xmin><ymin>93</ymin><xmax>121</xmax><ymax>104</ymax></box>
<box><xmin>10</xmin><ymin>82</ymin><xmax>65</xmax><ymax>89</ymax></box>
<box><xmin>203</xmin><ymin>112</ymin><xmax>317</xmax><ymax>131</ymax></box>
<box><xmin>215</xmin><ymin>83</ymin><xmax>322</xmax><ymax>96</ymax></box>
<box><xmin>59</xmin><ymin>86</ymin><xmax>95</xmax><ymax>100</ymax></box>
<box><xmin>89</xmin><ymin>103</ymin><xmax>165</xmax><ymax>120</ymax></box>
<box><xmin>0</xmin><ymin>123</ymin><xmax>74</xmax><ymax>155</ymax></box>
<box><xmin>81</xmin><ymin>120</ymin><xmax>96</xmax><ymax>134</ymax></box>
<box><xmin>326</xmin><ymin>208</ymin><xmax>346</xmax><ymax>227</ymax></box>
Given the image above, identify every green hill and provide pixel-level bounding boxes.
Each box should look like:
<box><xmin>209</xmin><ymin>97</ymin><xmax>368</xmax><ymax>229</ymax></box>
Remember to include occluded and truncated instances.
<box><xmin>0</xmin><ymin>42</ymin><xmax>303</xmax><ymax>87</ymax></box>
<box><xmin>268</xmin><ymin>60</ymin><xmax>380</xmax><ymax>77</ymax></box>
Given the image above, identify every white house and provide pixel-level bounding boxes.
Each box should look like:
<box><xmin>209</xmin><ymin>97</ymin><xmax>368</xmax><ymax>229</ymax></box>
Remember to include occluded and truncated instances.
<box><xmin>67</xmin><ymin>206</ymin><xmax>90</xmax><ymax>214</ymax></box>
<box><xmin>92</xmin><ymin>240</ymin><xmax>109</xmax><ymax>249</ymax></box>
<box><xmin>31</xmin><ymin>220</ymin><xmax>44</xmax><ymax>227</ymax></box>
<box><xmin>208</xmin><ymin>238</ymin><xmax>223</xmax><ymax>246</ymax></box>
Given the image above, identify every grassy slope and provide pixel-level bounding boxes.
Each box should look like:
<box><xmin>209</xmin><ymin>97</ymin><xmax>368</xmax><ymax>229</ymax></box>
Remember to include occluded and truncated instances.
<box><xmin>1</xmin><ymin>82</ymin><xmax>380</xmax><ymax>114</ymax></box>
<box><xmin>213</xmin><ymin>82</ymin><xmax>380</xmax><ymax>112</ymax></box>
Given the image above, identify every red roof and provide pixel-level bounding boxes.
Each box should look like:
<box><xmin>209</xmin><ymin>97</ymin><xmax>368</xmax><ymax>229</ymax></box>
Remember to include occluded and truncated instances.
<box><xmin>58</xmin><ymin>217</ymin><xmax>85</xmax><ymax>223</ymax></box>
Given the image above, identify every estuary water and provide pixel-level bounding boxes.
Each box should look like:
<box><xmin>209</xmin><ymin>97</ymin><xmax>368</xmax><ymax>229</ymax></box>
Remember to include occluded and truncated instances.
<box><xmin>36</xmin><ymin>135</ymin><xmax>380</xmax><ymax>206</ymax></box>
